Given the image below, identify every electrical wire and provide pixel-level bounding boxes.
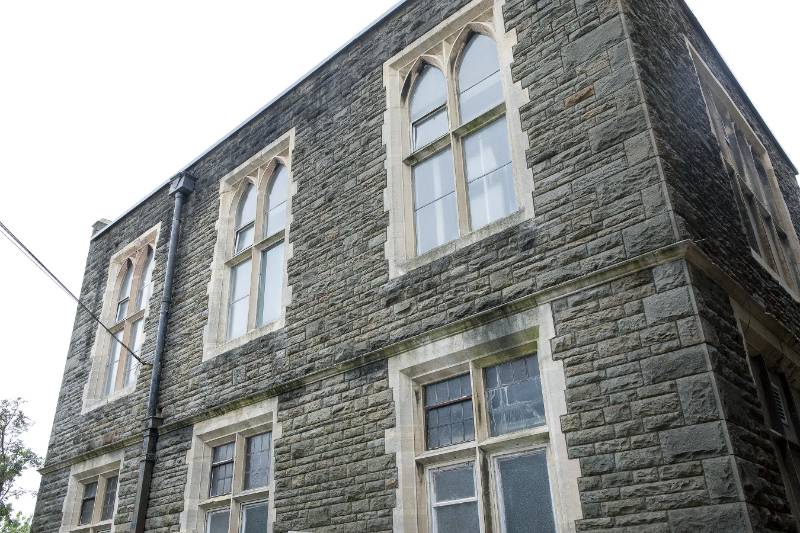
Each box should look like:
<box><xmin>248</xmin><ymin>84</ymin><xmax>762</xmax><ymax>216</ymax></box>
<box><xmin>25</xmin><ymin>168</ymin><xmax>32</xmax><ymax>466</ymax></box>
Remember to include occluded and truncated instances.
<box><xmin>0</xmin><ymin>219</ymin><xmax>150</xmax><ymax>366</ymax></box>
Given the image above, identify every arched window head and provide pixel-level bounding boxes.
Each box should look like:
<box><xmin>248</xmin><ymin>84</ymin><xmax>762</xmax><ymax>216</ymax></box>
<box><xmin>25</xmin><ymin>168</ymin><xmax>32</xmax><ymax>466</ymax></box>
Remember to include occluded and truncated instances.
<box><xmin>265</xmin><ymin>165</ymin><xmax>288</xmax><ymax>237</ymax></box>
<box><xmin>135</xmin><ymin>246</ymin><xmax>155</xmax><ymax>311</ymax></box>
<box><xmin>457</xmin><ymin>33</ymin><xmax>502</xmax><ymax>123</ymax></box>
<box><xmin>115</xmin><ymin>260</ymin><xmax>133</xmax><ymax>322</ymax></box>
<box><xmin>409</xmin><ymin>64</ymin><xmax>448</xmax><ymax>150</ymax></box>
<box><xmin>234</xmin><ymin>183</ymin><xmax>257</xmax><ymax>253</ymax></box>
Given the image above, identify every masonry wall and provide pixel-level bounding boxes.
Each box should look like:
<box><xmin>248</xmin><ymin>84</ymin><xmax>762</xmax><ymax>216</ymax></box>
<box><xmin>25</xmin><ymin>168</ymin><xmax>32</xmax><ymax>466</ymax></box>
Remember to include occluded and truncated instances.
<box><xmin>31</xmin><ymin>0</ymin><xmax>800</xmax><ymax>532</ymax></box>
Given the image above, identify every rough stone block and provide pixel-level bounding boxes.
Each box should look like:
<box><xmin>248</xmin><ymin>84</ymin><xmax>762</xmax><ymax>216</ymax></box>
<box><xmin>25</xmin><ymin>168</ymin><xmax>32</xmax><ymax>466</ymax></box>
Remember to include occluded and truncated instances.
<box><xmin>659</xmin><ymin>422</ymin><xmax>728</xmax><ymax>462</ymax></box>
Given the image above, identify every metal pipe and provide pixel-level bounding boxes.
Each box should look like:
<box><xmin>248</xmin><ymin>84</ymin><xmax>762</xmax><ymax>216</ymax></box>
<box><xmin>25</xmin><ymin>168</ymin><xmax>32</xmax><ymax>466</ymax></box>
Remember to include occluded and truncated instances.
<box><xmin>131</xmin><ymin>172</ymin><xmax>194</xmax><ymax>533</ymax></box>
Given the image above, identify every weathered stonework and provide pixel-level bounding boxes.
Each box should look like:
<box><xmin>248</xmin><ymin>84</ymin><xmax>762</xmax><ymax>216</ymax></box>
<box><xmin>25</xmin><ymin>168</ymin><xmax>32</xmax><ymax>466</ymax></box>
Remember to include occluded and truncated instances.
<box><xmin>32</xmin><ymin>1</ymin><xmax>800</xmax><ymax>532</ymax></box>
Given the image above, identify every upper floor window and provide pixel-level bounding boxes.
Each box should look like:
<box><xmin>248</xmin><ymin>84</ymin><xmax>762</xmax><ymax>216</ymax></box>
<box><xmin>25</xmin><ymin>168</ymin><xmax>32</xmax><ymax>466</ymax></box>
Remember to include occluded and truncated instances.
<box><xmin>407</xmin><ymin>34</ymin><xmax>515</xmax><ymax>255</ymax></box>
<box><xmin>226</xmin><ymin>164</ymin><xmax>288</xmax><ymax>340</ymax></box>
<box><xmin>692</xmin><ymin>46</ymin><xmax>800</xmax><ymax>295</ymax></box>
<box><xmin>204</xmin><ymin>130</ymin><xmax>294</xmax><ymax>360</ymax></box>
<box><xmin>58</xmin><ymin>451</ymin><xmax>123</xmax><ymax>533</ymax></box>
<box><xmin>103</xmin><ymin>243</ymin><xmax>155</xmax><ymax>397</ymax></box>
<box><xmin>383</xmin><ymin>0</ymin><xmax>534</xmax><ymax>277</ymax></box>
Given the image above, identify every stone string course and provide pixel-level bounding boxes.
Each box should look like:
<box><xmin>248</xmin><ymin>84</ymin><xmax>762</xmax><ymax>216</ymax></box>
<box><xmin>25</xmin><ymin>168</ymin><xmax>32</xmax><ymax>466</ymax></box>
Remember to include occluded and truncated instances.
<box><xmin>32</xmin><ymin>0</ymin><xmax>800</xmax><ymax>532</ymax></box>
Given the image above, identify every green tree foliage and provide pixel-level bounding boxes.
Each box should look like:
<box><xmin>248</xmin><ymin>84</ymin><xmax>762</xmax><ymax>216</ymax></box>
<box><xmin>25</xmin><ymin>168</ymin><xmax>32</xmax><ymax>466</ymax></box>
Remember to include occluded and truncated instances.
<box><xmin>0</xmin><ymin>399</ymin><xmax>41</xmax><ymax>531</ymax></box>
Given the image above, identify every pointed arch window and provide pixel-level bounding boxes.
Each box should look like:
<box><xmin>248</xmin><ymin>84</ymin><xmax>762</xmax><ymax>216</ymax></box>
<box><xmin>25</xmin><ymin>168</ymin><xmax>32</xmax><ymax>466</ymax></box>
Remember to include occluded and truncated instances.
<box><xmin>102</xmin><ymin>240</ymin><xmax>158</xmax><ymax>398</ymax></box>
<box><xmin>226</xmin><ymin>163</ymin><xmax>290</xmax><ymax>341</ymax></box>
<box><xmin>404</xmin><ymin>32</ymin><xmax>517</xmax><ymax>256</ymax></box>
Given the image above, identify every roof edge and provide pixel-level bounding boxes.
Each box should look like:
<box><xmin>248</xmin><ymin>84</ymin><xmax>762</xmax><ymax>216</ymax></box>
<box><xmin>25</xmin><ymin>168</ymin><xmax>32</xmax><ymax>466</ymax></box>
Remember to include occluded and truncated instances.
<box><xmin>93</xmin><ymin>0</ymin><xmax>408</xmax><ymax>241</ymax></box>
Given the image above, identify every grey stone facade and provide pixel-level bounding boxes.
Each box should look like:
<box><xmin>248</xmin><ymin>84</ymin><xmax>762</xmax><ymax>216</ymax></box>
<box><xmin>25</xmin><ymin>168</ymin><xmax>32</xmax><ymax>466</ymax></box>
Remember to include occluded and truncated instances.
<box><xmin>32</xmin><ymin>0</ymin><xmax>800</xmax><ymax>532</ymax></box>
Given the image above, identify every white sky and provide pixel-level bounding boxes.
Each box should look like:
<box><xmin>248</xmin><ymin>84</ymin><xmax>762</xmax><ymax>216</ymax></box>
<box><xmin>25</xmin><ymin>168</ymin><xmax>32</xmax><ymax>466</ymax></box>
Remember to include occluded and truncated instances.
<box><xmin>0</xmin><ymin>0</ymin><xmax>797</xmax><ymax>518</ymax></box>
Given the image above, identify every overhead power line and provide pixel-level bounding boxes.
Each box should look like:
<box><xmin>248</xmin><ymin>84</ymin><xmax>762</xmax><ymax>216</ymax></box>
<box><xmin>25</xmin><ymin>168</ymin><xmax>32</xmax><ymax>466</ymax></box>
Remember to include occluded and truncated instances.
<box><xmin>0</xmin><ymin>219</ymin><xmax>149</xmax><ymax>366</ymax></box>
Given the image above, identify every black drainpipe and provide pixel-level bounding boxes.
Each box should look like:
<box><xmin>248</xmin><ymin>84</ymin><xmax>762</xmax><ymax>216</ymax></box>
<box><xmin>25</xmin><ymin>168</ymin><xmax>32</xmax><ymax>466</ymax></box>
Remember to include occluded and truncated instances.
<box><xmin>131</xmin><ymin>172</ymin><xmax>195</xmax><ymax>533</ymax></box>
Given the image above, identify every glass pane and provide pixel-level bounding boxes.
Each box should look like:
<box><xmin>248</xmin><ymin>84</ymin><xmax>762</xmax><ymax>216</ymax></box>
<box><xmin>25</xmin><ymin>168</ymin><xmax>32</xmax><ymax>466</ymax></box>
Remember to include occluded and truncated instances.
<box><xmin>235</xmin><ymin>223</ymin><xmax>255</xmax><ymax>254</ymax></box>
<box><xmin>484</xmin><ymin>355</ymin><xmax>546</xmax><ymax>436</ymax></box>
<box><xmin>257</xmin><ymin>242</ymin><xmax>285</xmax><ymax>326</ymax></box>
<box><xmin>227</xmin><ymin>259</ymin><xmax>252</xmax><ymax>339</ymax></box>
<box><xmin>210</xmin><ymin>464</ymin><xmax>234</xmax><ymax>497</ymax></box>
<box><xmin>237</xmin><ymin>183</ymin><xmax>257</xmax><ymax>228</ymax></box>
<box><xmin>413</xmin><ymin>108</ymin><xmax>448</xmax><ymax>151</ymax></box>
<box><xmin>118</xmin><ymin>260</ymin><xmax>133</xmax><ymax>302</ymax></box>
<box><xmin>245</xmin><ymin>432</ymin><xmax>272</xmax><ymax>490</ymax></box>
<box><xmin>241</xmin><ymin>502</ymin><xmax>268</xmax><ymax>533</ymax></box>
<box><xmin>468</xmin><ymin>164</ymin><xmax>515</xmax><ymax>230</ymax></box>
<box><xmin>415</xmin><ymin>195</ymin><xmax>459</xmax><ymax>255</ymax></box>
<box><xmin>135</xmin><ymin>247</ymin><xmax>155</xmax><ymax>310</ymax></box>
<box><xmin>464</xmin><ymin>117</ymin><xmax>511</xmax><ymax>181</ymax></box>
<box><xmin>101</xmin><ymin>476</ymin><xmax>118</xmax><ymax>521</ymax></box>
<box><xmin>458</xmin><ymin>34</ymin><xmax>502</xmax><ymax>123</ymax></box>
<box><xmin>414</xmin><ymin>149</ymin><xmax>456</xmax><ymax>209</ymax></box>
<box><xmin>123</xmin><ymin>319</ymin><xmax>143</xmax><ymax>387</ymax></box>
<box><xmin>103</xmin><ymin>331</ymin><xmax>124</xmax><ymax>397</ymax></box>
<box><xmin>413</xmin><ymin>149</ymin><xmax>458</xmax><ymax>255</ymax></box>
<box><xmin>496</xmin><ymin>450</ymin><xmax>555</xmax><ymax>533</ymax></box>
<box><xmin>434</xmin><ymin>502</ymin><xmax>480</xmax><ymax>533</ymax></box>
<box><xmin>425</xmin><ymin>375</ymin><xmax>474</xmax><ymax>450</ymax></box>
<box><xmin>79</xmin><ymin>482</ymin><xmax>97</xmax><ymax>525</ymax></box>
<box><xmin>409</xmin><ymin>65</ymin><xmax>447</xmax><ymax>122</ymax></box>
<box><xmin>213</xmin><ymin>442</ymin><xmax>234</xmax><ymax>462</ymax></box>
<box><xmin>206</xmin><ymin>509</ymin><xmax>230</xmax><ymax>533</ymax></box>
<box><xmin>432</xmin><ymin>463</ymin><xmax>475</xmax><ymax>502</ymax></box>
<box><xmin>266</xmin><ymin>165</ymin><xmax>289</xmax><ymax>237</ymax></box>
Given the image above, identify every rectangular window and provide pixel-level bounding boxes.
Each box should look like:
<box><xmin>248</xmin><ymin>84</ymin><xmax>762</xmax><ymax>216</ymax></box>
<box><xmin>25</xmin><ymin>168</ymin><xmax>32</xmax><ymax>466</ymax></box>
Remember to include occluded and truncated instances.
<box><xmin>484</xmin><ymin>354</ymin><xmax>545</xmax><ymax>436</ymax></box>
<box><xmin>209</xmin><ymin>442</ymin><xmax>235</xmax><ymax>497</ymax></box>
<box><xmin>413</xmin><ymin>148</ymin><xmax>459</xmax><ymax>255</ymax></box>
<box><xmin>206</xmin><ymin>509</ymin><xmax>230</xmax><ymax>533</ymax></box>
<box><xmin>240</xmin><ymin>502</ymin><xmax>269</xmax><ymax>533</ymax></box>
<box><xmin>495</xmin><ymin>450</ymin><xmax>554</xmax><ymax>533</ymax></box>
<box><xmin>244</xmin><ymin>432</ymin><xmax>271</xmax><ymax>490</ymax></box>
<box><xmin>424</xmin><ymin>375</ymin><xmax>474</xmax><ymax>450</ymax></box>
<box><xmin>79</xmin><ymin>482</ymin><xmax>98</xmax><ymax>525</ymax></box>
<box><xmin>429</xmin><ymin>463</ymin><xmax>480</xmax><ymax>533</ymax></box>
<box><xmin>256</xmin><ymin>243</ymin><xmax>284</xmax><ymax>327</ymax></box>
<box><xmin>100</xmin><ymin>476</ymin><xmax>118</xmax><ymax>521</ymax></box>
<box><xmin>227</xmin><ymin>260</ymin><xmax>252</xmax><ymax>340</ymax></box>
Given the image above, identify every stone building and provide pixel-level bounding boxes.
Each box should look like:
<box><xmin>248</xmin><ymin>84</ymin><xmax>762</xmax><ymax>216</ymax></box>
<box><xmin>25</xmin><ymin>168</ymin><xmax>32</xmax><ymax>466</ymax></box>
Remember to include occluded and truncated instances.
<box><xmin>31</xmin><ymin>0</ymin><xmax>800</xmax><ymax>531</ymax></box>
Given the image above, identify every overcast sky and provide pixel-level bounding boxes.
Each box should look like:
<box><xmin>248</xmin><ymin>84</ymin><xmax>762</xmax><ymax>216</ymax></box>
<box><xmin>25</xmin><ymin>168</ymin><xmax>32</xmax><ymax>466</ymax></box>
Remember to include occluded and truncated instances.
<box><xmin>0</xmin><ymin>0</ymin><xmax>797</xmax><ymax>518</ymax></box>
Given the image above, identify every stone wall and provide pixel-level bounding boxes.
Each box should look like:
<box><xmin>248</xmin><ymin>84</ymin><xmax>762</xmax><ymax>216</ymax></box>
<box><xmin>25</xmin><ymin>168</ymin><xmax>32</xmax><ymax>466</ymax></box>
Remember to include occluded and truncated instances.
<box><xmin>31</xmin><ymin>1</ymin><xmax>800</xmax><ymax>532</ymax></box>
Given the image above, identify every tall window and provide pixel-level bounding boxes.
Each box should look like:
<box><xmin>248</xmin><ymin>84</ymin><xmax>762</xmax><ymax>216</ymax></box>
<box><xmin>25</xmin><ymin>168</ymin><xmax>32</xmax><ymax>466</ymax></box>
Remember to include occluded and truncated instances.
<box><xmin>417</xmin><ymin>355</ymin><xmax>555</xmax><ymax>532</ymax></box>
<box><xmin>201</xmin><ymin>431</ymin><xmax>273</xmax><ymax>533</ymax></box>
<box><xmin>75</xmin><ymin>471</ymin><xmax>119</xmax><ymax>532</ymax></box>
<box><xmin>103</xmin><ymin>243</ymin><xmax>156</xmax><ymax>397</ymax></box>
<box><xmin>406</xmin><ymin>33</ymin><xmax>516</xmax><ymax>255</ymax></box>
<box><xmin>226</xmin><ymin>163</ymin><xmax>288</xmax><ymax>340</ymax></box>
<box><xmin>694</xmin><ymin>49</ymin><xmax>800</xmax><ymax>293</ymax></box>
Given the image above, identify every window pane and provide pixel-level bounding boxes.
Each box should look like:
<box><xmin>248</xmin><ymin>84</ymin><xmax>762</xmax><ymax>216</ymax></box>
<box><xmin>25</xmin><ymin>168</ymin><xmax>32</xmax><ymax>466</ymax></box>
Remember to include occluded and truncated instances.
<box><xmin>434</xmin><ymin>502</ymin><xmax>480</xmax><ymax>533</ymax></box>
<box><xmin>432</xmin><ymin>463</ymin><xmax>475</xmax><ymax>502</ymax></box>
<box><xmin>241</xmin><ymin>502</ymin><xmax>268</xmax><ymax>533</ymax></box>
<box><xmin>235</xmin><ymin>223</ymin><xmax>255</xmax><ymax>254</ymax></box>
<box><xmin>79</xmin><ymin>482</ymin><xmax>97</xmax><ymax>525</ymax></box>
<box><xmin>237</xmin><ymin>184</ymin><xmax>257</xmax><ymax>228</ymax></box>
<box><xmin>210</xmin><ymin>442</ymin><xmax>234</xmax><ymax>497</ymax></box>
<box><xmin>463</xmin><ymin>118</ymin><xmax>515</xmax><ymax>229</ymax></box>
<box><xmin>409</xmin><ymin>65</ymin><xmax>447</xmax><ymax>122</ymax></box>
<box><xmin>257</xmin><ymin>242</ymin><xmax>284</xmax><ymax>327</ymax></box>
<box><xmin>266</xmin><ymin>165</ymin><xmax>288</xmax><ymax>237</ymax></box>
<box><xmin>413</xmin><ymin>149</ymin><xmax>458</xmax><ymax>255</ymax></box>
<box><xmin>206</xmin><ymin>509</ymin><xmax>230</xmax><ymax>533</ymax></box>
<box><xmin>213</xmin><ymin>442</ymin><xmax>234</xmax><ymax>462</ymax></box>
<box><xmin>100</xmin><ymin>476</ymin><xmax>118</xmax><ymax>521</ymax></box>
<box><xmin>244</xmin><ymin>432</ymin><xmax>272</xmax><ymax>490</ymax></box>
<box><xmin>123</xmin><ymin>319</ymin><xmax>143</xmax><ymax>387</ymax></box>
<box><xmin>458</xmin><ymin>34</ymin><xmax>503</xmax><ymax>123</ymax></box>
<box><xmin>484</xmin><ymin>355</ymin><xmax>546</xmax><ymax>436</ymax></box>
<box><xmin>496</xmin><ymin>450</ymin><xmax>555</xmax><ymax>533</ymax></box>
<box><xmin>103</xmin><ymin>331</ymin><xmax>124</xmax><ymax>397</ymax></box>
<box><xmin>425</xmin><ymin>375</ymin><xmax>474</xmax><ymax>450</ymax></box>
<box><xmin>116</xmin><ymin>260</ymin><xmax>133</xmax><ymax>321</ymax></box>
<box><xmin>135</xmin><ymin>247</ymin><xmax>155</xmax><ymax>310</ymax></box>
<box><xmin>227</xmin><ymin>259</ymin><xmax>252</xmax><ymax>339</ymax></box>
<box><xmin>413</xmin><ymin>109</ymin><xmax>448</xmax><ymax>151</ymax></box>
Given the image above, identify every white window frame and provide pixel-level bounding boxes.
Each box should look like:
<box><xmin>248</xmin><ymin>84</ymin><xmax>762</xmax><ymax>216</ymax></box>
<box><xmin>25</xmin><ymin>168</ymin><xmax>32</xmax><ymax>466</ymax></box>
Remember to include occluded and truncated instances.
<box><xmin>180</xmin><ymin>398</ymin><xmax>282</xmax><ymax>533</ymax></box>
<box><xmin>59</xmin><ymin>451</ymin><xmax>123</xmax><ymax>533</ymax></box>
<box><xmin>82</xmin><ymin>224</ymin><xmax>160</xmax><ymax>413</ymax></box>
<box><xmin>204</xmin><ymin>130</ymin><xmax>296</xmax><ymax>360</ymax></box>
<box><xmin>690</xmin><ymin>42</ymin><xmax>800</xmax><ymax>299</ymax></box>
<box><xmin>383</xmin><ymin>0</ymin><xmax>534</xmax><ymax>278</ymax></box>
<box><xmin>386</xmin><ymin>303</ymin><xmax>581</xmax><ymax>533</ymax></box>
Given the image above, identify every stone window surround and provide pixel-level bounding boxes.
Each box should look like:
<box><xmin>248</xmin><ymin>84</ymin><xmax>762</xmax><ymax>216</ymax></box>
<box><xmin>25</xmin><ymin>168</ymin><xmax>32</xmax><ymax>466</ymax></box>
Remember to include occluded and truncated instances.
<box><xmin>386</xmin><ymin>303</ymin><xmax>581</xmax><ymax>533</ymax></box>
<box><xmin>59</xmin><ymin>450</ymin><xmax>123</xmax><ymax>533</ymax></box>
<box><xmin>383</xmin><ymin>0</ymin><xmax>534</xmax><ymax>279</ymax></box>
<box><xmin>689</xmin><ymin>41</ymin><xmax>800</xmax><ymax>301</ymax></box>
<box><xmin>180</xmin><ymin>397</ymin><xmax>282</xmax><ymax>533</ymax></box>
<box><xmin>204</xmin><ymin>129</ymin><xmax>296</xmax><ymax>361</ymax></box>
<box><xmin>82</xmin><ymin>224</ymin><xmax>161</xmax><ymax>414</ymax></box>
